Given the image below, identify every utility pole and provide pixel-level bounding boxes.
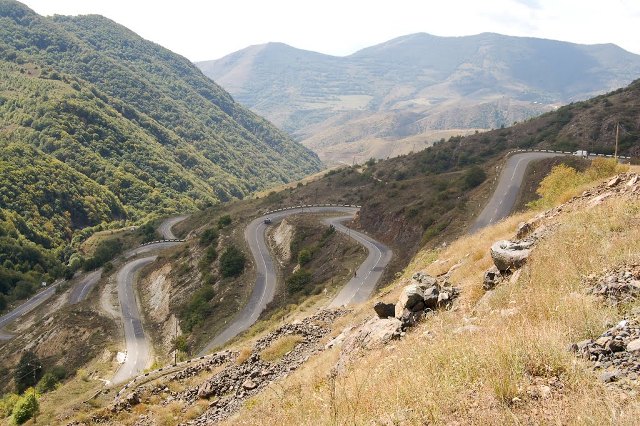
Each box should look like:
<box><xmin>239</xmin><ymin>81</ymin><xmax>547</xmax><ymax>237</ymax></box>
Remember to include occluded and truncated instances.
<box><xmin>33</xmin><ymin>368</ymin><xmax>37</xmax><ymax>424</ymax></box>
<box><xmin>174</xmin><ymin>320</ymin><xmax>178</xmax><ymax>366</ymax></box>
<box><xmin>615</xmin><ymin>122</ymin><xmax>620</xmax><ymax>160</ymax></box>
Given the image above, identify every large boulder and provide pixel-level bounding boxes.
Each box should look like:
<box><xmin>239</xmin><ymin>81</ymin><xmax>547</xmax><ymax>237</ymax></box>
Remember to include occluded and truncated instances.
<box><xmin>490</xmin><ymin>239</ymin><xmax>534</xmax><ymax>272</ymax></box>
<box><xmin>343</xmin><ymin>317</ymin><xmax>402</xmax><ymax>352</ymax></box>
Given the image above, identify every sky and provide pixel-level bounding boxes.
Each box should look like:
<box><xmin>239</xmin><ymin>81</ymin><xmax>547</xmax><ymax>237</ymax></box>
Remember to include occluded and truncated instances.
<box><xmin>19</xmin><ymin>0</ymin><xmax>640</xmax><ymax>62</ymax></box>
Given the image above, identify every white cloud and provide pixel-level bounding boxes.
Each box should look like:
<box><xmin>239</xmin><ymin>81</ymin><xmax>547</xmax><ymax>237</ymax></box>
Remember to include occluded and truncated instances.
<box><xmin>18</xmin><ymin>0</ymin><xmax>640</xmax><ymax>61</ymax></box>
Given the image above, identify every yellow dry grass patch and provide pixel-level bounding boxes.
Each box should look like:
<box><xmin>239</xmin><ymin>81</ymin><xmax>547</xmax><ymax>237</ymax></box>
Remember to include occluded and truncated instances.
<box><xmin>222</xmin><ymin>194</ymin><xmax>640</xmax><ymax>425</ymax></box>
<box><xmin>259</xmin><ymin>334</ymin><xmax>304</xmax><ymax>362</ymax></box>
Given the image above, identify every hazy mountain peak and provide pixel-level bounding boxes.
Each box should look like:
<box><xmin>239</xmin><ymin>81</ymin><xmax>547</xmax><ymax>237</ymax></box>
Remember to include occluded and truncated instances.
<box><xmin>198</xmin><ymin>33</ymin><xmax>640</xmax><ymax>164</ymax></box>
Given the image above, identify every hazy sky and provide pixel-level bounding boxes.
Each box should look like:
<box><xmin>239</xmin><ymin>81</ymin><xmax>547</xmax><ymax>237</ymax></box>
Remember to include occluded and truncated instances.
<box><xmin>19</xmin><ymin>0</ymin><xmax>640</xmax><ymax>62</ymax></box>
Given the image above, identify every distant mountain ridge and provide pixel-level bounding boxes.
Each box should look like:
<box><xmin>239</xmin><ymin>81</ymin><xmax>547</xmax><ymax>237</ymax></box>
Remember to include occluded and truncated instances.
<box><xmin>0</xmin><ymin>0</ymin><xmax>320</xmax><ymax>293</ymax></box>
<box><xmin>197</xmin><ymin>33</ymin><xmax>640</xmax><ymax>164</ymax></box>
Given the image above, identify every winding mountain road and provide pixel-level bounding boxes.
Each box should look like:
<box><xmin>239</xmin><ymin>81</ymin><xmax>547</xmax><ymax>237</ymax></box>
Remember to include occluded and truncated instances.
<box><xmin>325</xmin><ymin>215</ymin><xmax>393</xmax><ymax>307</ymax></box>
<box><xmin>68</xmin><ymin>268</ymin><xmax>103</xmax><ymax>305</ymax></box>
<box><xmin>470</xmin><ymin>151</ymin><xmax>564</xmax><ymax>232</ymax></box>
<box><xmin>199</xmin><ymin>206</ymin><xmax>392</xmax><ymax>354</ymax></box>
<box><xmin>112</xmin><ymin>256</ymin><xmax>157</xmax><ymax>384</ymax></box>
<box><xmin>158</xmin><ymin>215</ymin><xmax>188</xmax><ymax>240</ymax></box>
<box><xmin>112</xmin><ymin>216</ymin><xmax>187</xmax><ymax>384</ymax></box>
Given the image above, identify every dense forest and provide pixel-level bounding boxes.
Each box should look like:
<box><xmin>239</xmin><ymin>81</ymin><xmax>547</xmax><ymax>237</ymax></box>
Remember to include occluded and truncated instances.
<box><xmin>0</xmin><ymin>0</ymin><xmax>321</xmax><ymax>304</ymax></box>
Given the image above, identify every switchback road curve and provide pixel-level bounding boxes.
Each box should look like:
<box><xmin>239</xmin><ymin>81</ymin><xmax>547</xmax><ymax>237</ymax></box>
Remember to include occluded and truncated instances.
<box><xmin>199</xmin><ymin>206</ymin><xmax>392</xmax><ymax>354</ymax></box>
<box><xmin>470</xmin><ymin>151</ymin><xmax>565</xmax><ymax>232</ymax></box>
<box><xmin>112</xmin><ymin>216</ymin><xmax>187</xmax><ymax>384</ymax></box>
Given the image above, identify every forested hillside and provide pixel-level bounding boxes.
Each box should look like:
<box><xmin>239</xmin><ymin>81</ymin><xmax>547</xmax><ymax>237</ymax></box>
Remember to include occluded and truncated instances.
<box><xmin>0</xmin><ymin>0</ymin><xmax>321</xmax><ymax>305</ymax></box>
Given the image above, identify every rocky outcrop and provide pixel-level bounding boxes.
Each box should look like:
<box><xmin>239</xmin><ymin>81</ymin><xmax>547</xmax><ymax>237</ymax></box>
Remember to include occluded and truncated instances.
<box><xmin>586</xmin><ymin>265</ymin><xmax>640</xmax><ymax>305</ymax></box>
<box><xmin>393</xmin><ymin>273</ymin><xmax>459</xmax><ymax>328</ymax></box>
<box><xmin>571</xmin><ymin>317</ymin><xmax>640</xmax><ymax>385</ymax></box>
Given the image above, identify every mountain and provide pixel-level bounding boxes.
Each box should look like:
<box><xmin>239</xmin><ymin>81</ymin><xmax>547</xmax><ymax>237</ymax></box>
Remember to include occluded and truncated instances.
<box><xmin>197</xmin><ymin>33</ymin><xmax>640</xmax><ymax>164</ymax></box>
<box><xmin>0</xmin><ymin>0</ymin><xmax>321</xmax><ymax>298</ymax></box>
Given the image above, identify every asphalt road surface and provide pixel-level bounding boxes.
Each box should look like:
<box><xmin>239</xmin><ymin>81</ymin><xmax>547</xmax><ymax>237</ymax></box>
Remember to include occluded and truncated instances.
<box><xmin>68</xmin><ymin>268</ymin><xmax>103</xmax><ymax>305</ymax></box>
<box><xmin>157</xmin><ymin>215</ymin><xmax>188</xmax><ymax>240</ymax></box>
<box><xmin>199</xmin><ymin>206</ymin><xmax>391</xmax><ymax>354</ymax></box>
<box><xmin>0</xmin><ymin>280</ymin><xmax>62</xmax><ymax>341</ymax></box>
<box><xmin>470</xmin><ymin>152</ymin><xmax>564</xmax><ymax>232</ymax></box>
<box><xmin>112</xmin><ymin>256</ymin><xmax>156</xmax><ymax>384</ymax></box>
<box><xmin>326</xmin><ymin>216</ymin><xmax>393</xmax><ymax>307</ymax></box>
<box><xmin>124</xmin><ymin>241</ymin><xmax>184</xmax><ymax>259</ymax></box>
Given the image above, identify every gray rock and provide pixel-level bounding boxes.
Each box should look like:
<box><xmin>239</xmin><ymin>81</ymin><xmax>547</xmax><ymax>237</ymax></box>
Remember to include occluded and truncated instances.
<box><xmin>395</xmin><ymin>284</ymin><xmax>425</xmax><ymax>318</ymax></box>
<box><xmin>607</xmin><ymin>176</ymin><xmax>621</xmax><ymax>187</ymax></box>
<box><xmin>423</xmin><ymin>286</ymin><xmax>439</xmax><ymax>310</ymax></box>
<box><xmin>490</xmin><ymin>239</ymin><xmax>533</xmax><ymax>272</ymax></box>
<box><xmin>606</xmin><ymin>339</ymin><xmax>626</xmax><ymax>353</ymax></box>
<box><xmin>412</xmin><ymin>272</ymin><xmax>437</xmax><ymax>287</ymax></box>
<box><xmin>125</xmin><ymin>391</ymin><xmax>140</xmax><ymax>406</ymax></box>
<box><xmin>373</xmin><ymin>301</ymin><xmax>395</xmax><ymax>319</ymax></box>
<box><xmin>437</xmin><ymin>291</ymin><xmax>450</xmax><ymax>306</ymax></box>
<box><xmin>242</xmin><ymin>379</ymin><xmax>257</xmax><ymax>390</ymax></box>
<box><xmin>515</xmin><ymin>221</ymin><xmax>533</xmax><ymax>239</ymax></box>
<box><xmin>627</xmin><ymin>338</ymin><xmax>640</xmax><ymax>352</ymax></box>
<box><xmin>599</xmin><ymin>371</ymin><xmax>619</xmax><ymax>383</ymax></box>
<box><xmin>483</xmin><ymin>265</ymin><xmax>502</xmax><ymax>290</ymax></box>
<box><xmin>198</xmin><ymin>381</ymin><xmax>216</xmax><ymax>399</ymax></box>
<box><xmin>399</xmin><ymin>309</ymin><xmax>423</xmax><ymax>328</ymax></box>
<box><xmin>341</xmin><ymin>317</ymin><xmax>403</xmax><ymax>353</ymax></box>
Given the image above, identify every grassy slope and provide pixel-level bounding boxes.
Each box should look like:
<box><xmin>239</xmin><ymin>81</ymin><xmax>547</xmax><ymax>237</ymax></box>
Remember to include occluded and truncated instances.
<box><xmin>223</xmin><ymin>175</ymin><xmax>640</xmax><ymax>425</ymax></box>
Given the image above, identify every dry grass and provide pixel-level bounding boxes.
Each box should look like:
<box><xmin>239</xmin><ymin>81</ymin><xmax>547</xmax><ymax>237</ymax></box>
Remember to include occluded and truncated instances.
<box><xmin>221</xmin><ymin>192</ymin><xmax>640</xmax><ymax>425</ymax></box>
<box><xmin>259</xmin><ymin>335</ymin><xmax>304</xmax><ymax>362</ymax></box>
<box><xmin>236</xmin><ymin>347</ymin><xmax>252</xmax><ymax>365</ymax></box>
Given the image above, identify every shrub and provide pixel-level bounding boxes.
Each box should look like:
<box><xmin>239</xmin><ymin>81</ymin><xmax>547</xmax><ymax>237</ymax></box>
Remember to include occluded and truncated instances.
<box><xmin>0</xmin><ymin>393</ymin><xmax>18</xmax><ymax>418</ymax></box>
<box><xmin>298</xmin><ymin>248</ymin><xmax>312</xmax><ymax>265</ymax></box>
<box><xmin>12</xmin><ymin>392</ymin><xmax>38</xmax><ymax>425</ymax></box>
<box><xmin>529</xmin><ymin>159</ymin><xmax>626</xmax><ymax>209</ymax></box>
<box><xmin>217</xmin><ymin>215</ymin><xmax>232</xmax><ymax>229</ymax></box>
<box><xmin>199</xmin><ymin>228</ymin><xmax>219</xmax><ymax>246</ymax></box>
<box><xmin>463</xmin><ymin>166</ymin><xmax>486</xmax><ymax>189</ymax></box>
<box><xmin>35</xmin><ymin>372</ymin><xmax>58</xmax><ymax>393</ymax></box>
<box><xmin>180</xmin><ymin>286</ymin><xmax>215</xmax><ymax>332</ymax></box>
<box><xmin>220</xmin><ymin>246</ymin><xmax>246</xmax><ymax>278</ymax></box>
<box><xmin>286</xmin><ymin>269</ymin><xmax>312</xmax><ymax>294</ymax></box>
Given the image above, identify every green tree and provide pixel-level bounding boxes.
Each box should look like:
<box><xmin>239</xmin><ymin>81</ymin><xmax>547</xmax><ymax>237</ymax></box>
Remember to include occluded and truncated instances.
<box><xmin>298</xmin><ymin>248</ymin><xmax>312</xmax><ymax>265</ymax></box>
<box><xmin>14</xmin><ymin>352</ymin><xmax>42</xmax><ymax>394</ymax></box>
<box><xmin>219</xmin><ymin>246</ymin><xmax>246</xmax><ymax>278</ymax></box>
<box><xmin>172</xmin><ymin>335</ymin><xmax>189</xmax><ymax>354</ymax></box>
<box><xmin>12</xmin><ymin>392</ymin><xmax>38</xmax><ymax>425</ymax></box>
